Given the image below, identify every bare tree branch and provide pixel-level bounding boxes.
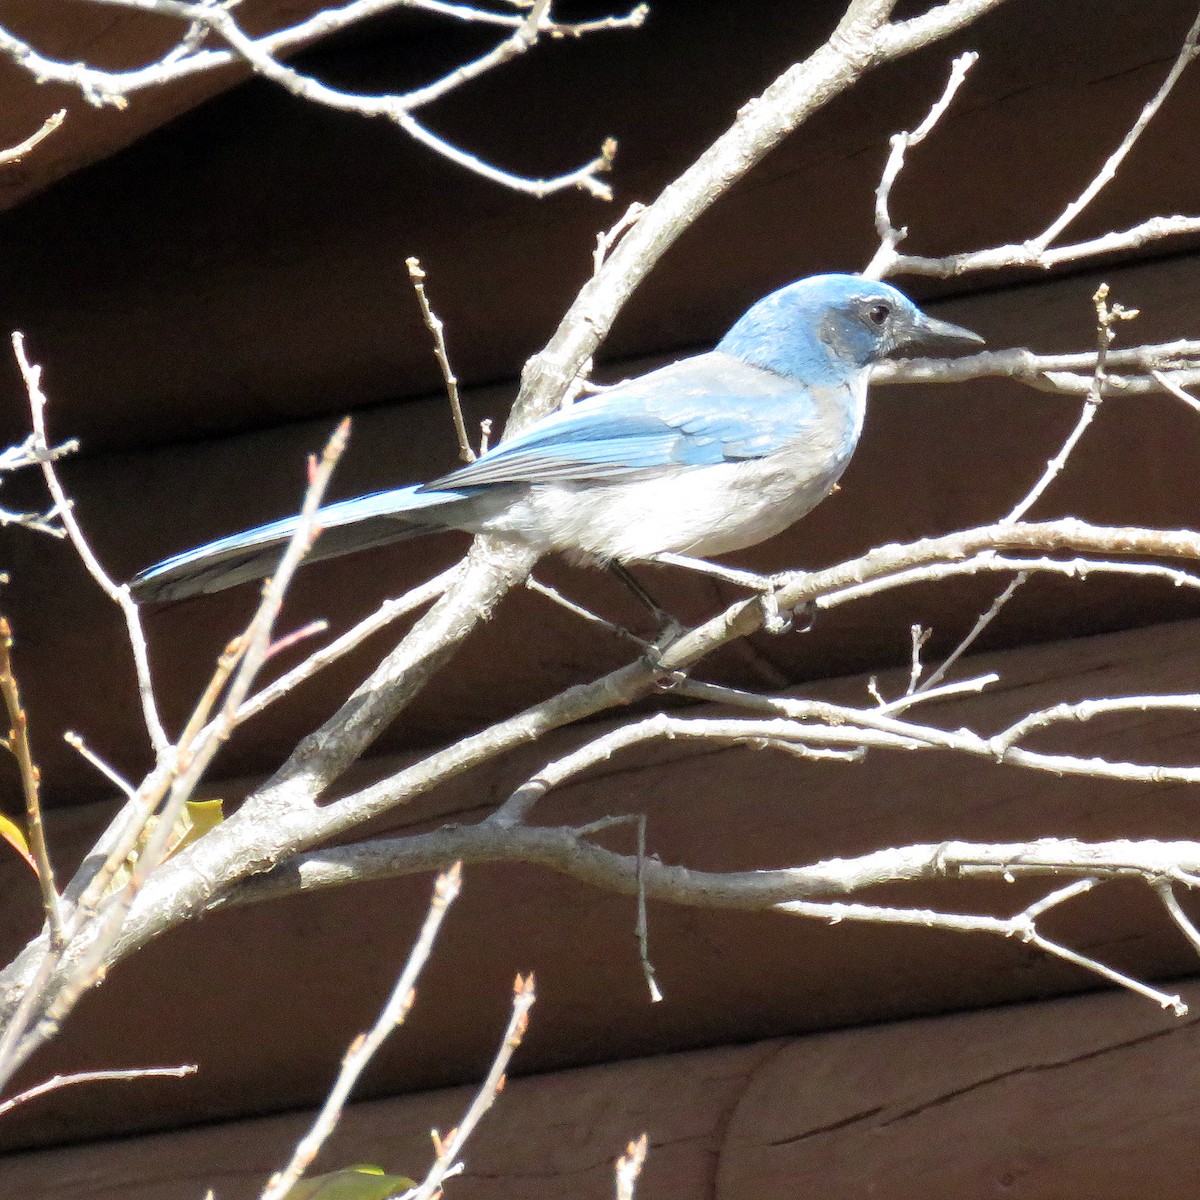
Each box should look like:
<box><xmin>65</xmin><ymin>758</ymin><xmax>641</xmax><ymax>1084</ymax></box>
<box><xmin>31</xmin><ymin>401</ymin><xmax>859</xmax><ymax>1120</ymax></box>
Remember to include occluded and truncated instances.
<box><xmin>869</xmin><ymin>4</ymin><xmax>1200</xmax><ymax>279</ymax></box>
<box><xmin>0</xmin><ymin>1063</ymin><xmax>196</xmax><ymax>1117</ymax></box>
<box><xmin>863</xmin><ymin>50</ymin><xmax>978</xmax><ymax>280</ymax></box>
<box><xmin>224</xmin><ymin>827</ymin><xmax>1200</xmax><ymax>1016</ymax></box>
<box><xmin>893</xmin><ymin>213</ymin><xmax>1200</xmax><ymax>277</ymax></box>
<box><xmin>261</xmin><ymin>863</ymin><xmax>462</xmax><ymax>1200</ymax></box>
<box><xmin>0</xmin><ymin>0</ymin><xmax>644</xmax><ymax>197</ymax></box>
<box><xmin>0</xmin><ymin>619</ymin><xmax>63</xmax><ymax>946</ymax></box>
<box><xmin>614</xmin><ymin>1134</ymin><xmax>649</xmax><ymax>1200</ymax></box>
<box><xmin>778</xmin><ymin>880</ymin><xmax>1189</xmax><ymax>1014</ymax></box>
<box><xmin>875</xmin><ymin>338</ymin><xmax>1200</xmax><ymax>396</ymax></box>
<box><xmin>0</xmin><ymin>433</ymin><xmax>76</xmax><ymax>536</ymax></box>
<box><xmin>910</xmin><ymin>284</ymin><xmax>1138</xmax><ymax>694</ymax></box>
<box><xmin>14</xmin><ymin>0</ymin><xmax>1200</xmax><ymax>1117</ymax></box>
<box><xmin>1036</xmin><ymin>6</ymin><xmax>1200</xmax><ymax>249</ymax></box>
<box><xmin>14</xmin><ymin>333</ymin><xmax>169</xmax><ymax>755</ymax></box>
<box><xmin>0</xmin><ymin>419</ymin><xmax>350</xmax><ymax>1092</ymax></box>
<box><xmin>407</xmin><ymin>258</ymin><xmax>473</xmax><ymax>462</ymax></box>
<box><xmin>0</xmin><ymin>108</ymin><xmax>65</xmax><ymax>165</ymax></box>
<box><xmin>231</xmin><ymin>830</ymin><xmax>1200</xmax><ymax>914</ymax></box>
<box><xmin>403</xmin><ymin>968</ymin><xmax>536</xmax><ymax>1200</ymax></box>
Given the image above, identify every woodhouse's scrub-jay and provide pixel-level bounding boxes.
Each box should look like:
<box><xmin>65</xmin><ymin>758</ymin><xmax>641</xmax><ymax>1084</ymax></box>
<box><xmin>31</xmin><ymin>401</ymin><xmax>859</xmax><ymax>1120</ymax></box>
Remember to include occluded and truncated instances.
<box><xmin>131</xmin><ymin>274</ymin><xmax>983</xmax><ymax>603</ymax></box>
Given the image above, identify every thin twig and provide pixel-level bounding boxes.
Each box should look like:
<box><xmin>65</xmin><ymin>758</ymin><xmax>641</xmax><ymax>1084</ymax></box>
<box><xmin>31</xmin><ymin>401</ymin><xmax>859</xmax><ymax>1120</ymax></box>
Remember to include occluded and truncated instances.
<box><xmin>915</xmin><ymin>572</ymin><xmax>1025</xmax><ymax>695</ymax></box>
<box><xmin>574</xmin><ymin>814</ymin><xmax>661</xmax><ymax>1002</ymax></box>
<box><xmin>882</xmin><ymin>6</ymin><xmax>1200</xmax><ymax>278</ymax></box>
<box><xmin>0</xmin><ymin>1063</ymin><xmax>196</xmax><ymax>1118</ymax></box>
<box><xmin>232</xmin><ymin>565</ymin><xmax>460</xmax><ymax>726</ymax></box>
<box><xmin>989</xmin><ymin>691</ymin><xmax>1200</xmax><ymax>756</ymax></box>
<box><xmin>1036</xmin><ymin>5</ymin><xmax>1200</xmax><ymax>250</ymax></box>
<box><xmin>0</xmin><ymin>504</ymin><xmax>66</xmax><ymax>536</ymax></box>
<box><xmin>1152</xmin><ymin>368</ymin><xmax>1200</xmax><ymax>414</ymax></box>
<box><xmin>614</xmin><ymin>1134</ymin><xmax>649</xmax><ymax>1200</ymax></box>
<box><xmin>525</xmin><ymin>576</ymin><xmax>647</xmax><ymax>648</ymax></box>
<box><xmin>169</xmin><ymin>424</ymin><xmax>352</xmax><ymax>807</ymax></box>
<box><xmin>260</xmin><ymin>864</ymin><xmax>462</xmax><ymax>1200</ymax></box>
<box><xmin>398</xmin><ymin>113</ymin><xmax>617</xmax><ymax>199</ymax></box>
<box><xmin>13</xmin><ymin>333</ymin><xmax>169</xmax><ymax>755</ymax></box>
<box><xmin>0</xmin><ymin>619</ymin><xmax>63</xmax><ymax>945</ymax></box>
<box><xmin>777</xmin><ymin>880</ymin><xmax>1188</xmax><ymax>1014</ymax></box>
<box><xmin>594</xmin><ymin>203</ymin><xmax>648</xmax><ymax>274</ymax></box>
<box><xmin>63</xmin><ymin>732</ymin><xmax>136</xmax><ymax>798</ymax></box>
<box><xmin>905</xmin><ymin>623</ymin><xmax>930</xmax><ymax>695</ymax></box>
<box><xmin>264</xmin><ymin>620</ymin><xmax>329</xmax><ymax>662</ymax></box>
<box><xmin>918</xmin><ymin>284</ymin><xmax>1137</xmax><ymax>694</ymax></box>
<box><xmin>677</xmin><ymin>673</ymin><xmax>999</xmax><ymax>718</ymax></box>
<box><xmin>1006</xmin><ymin>283</ymin><xmax>1136</xmax><ymax>523</ymax></box>
<box><xmin>1155</xmin><ymin>880</ymin><xmax>1200</xmax><ymax>958</ymax></box>
<box><xmin>403</xmin><ymin>968</ymin><xmax>537</xmax><ymax>1200</ymax></box>
<box><xmin>892</xmin><ymin>213</ymin><xmax>1200</xmax><ymax>278</ymax></box>
<box><xmin>0</xmin><ymin>109</ymin><xmax>65</xmax><ymax>165</ymax></box>
<box><xmin>864</xmin><ymin>50</ymin><xmax>978</xmax><ymax>279</ymax></box>
<box><xmin>0</xmin><ymin>433</ymin><xmax>78</xmax><ymax>473</ymax></box>
<box><xmin>406</xmin><ymin>257</ymin><xmax>473</xmax><ymax>461</ymax></box>
<box><xmin>633</xmin><ymin>813</ymin><xmax>660</xmax><ymax>1003</ymax></box>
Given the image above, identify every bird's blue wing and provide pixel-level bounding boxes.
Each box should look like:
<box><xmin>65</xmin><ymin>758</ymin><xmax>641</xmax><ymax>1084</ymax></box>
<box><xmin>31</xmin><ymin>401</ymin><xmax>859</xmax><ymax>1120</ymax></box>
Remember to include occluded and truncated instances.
<box><xmin>422</xmin><ymin>352</ymin><xmax>823</xmax><ymax>491</ymax></box>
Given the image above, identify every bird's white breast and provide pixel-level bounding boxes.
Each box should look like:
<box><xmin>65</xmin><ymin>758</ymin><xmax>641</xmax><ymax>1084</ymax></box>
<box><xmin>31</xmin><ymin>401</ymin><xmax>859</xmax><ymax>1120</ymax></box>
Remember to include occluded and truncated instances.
<box><xmin>475</xmin><ymin>373</ymin><xmax>868</xmax><ymax>563</ymax></box>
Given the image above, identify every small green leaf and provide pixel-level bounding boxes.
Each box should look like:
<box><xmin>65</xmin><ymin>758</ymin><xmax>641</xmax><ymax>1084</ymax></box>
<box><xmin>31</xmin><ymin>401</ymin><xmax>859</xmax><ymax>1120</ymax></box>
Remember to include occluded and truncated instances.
<box><xmin>176</xmin><ymin>798</ymin><xmax>225</xmax><ymax>850</ymax></box>
<box><xmin>281</xmin><ymin>1164</ymin><xmax>418</xmax><ymax>1200</ymax></box>
<box><xmin>164</xmin><ymin>798</ymin><xmax>226</xmax><ymax>860</ymax></box>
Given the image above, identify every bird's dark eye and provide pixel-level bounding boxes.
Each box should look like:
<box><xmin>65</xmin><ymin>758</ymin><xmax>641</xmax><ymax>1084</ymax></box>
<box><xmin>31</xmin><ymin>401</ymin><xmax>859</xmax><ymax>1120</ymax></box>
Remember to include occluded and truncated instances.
<box><xmin>867</xmin><ymin>303</ymin><xmax>890</xmax><ymax>326</ymax></box>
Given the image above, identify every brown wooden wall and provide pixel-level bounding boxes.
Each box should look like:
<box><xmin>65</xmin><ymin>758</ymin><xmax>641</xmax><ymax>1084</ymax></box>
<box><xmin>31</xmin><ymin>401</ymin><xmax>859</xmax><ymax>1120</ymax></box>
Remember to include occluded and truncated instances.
<box><xmin>7</xmin><ymin>977</ymin><xmax>1200</xmax><ymax>1198</ymax></box>
<box><xmin>1</xmin><ymin>1</ymin><xmax>1200</xmax><ymax>1194</ymax></box>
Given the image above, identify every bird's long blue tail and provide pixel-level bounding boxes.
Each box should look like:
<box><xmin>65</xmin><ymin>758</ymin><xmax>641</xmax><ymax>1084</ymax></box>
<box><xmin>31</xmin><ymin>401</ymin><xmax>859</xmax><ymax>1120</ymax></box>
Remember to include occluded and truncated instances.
<box><xmin>130</xmin><ymin>485</ymin><xmax>462</xmax><ymax>602</ymax></box>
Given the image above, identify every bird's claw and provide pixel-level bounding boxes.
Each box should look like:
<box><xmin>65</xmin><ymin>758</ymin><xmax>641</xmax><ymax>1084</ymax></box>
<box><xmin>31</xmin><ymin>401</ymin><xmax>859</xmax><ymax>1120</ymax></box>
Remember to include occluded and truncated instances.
<box><xmin>759</xmin><ymin>580</ymin><xmax>815</xmax><ymax>635</ymax></box>
<box><xmin>654</xmin><ymin>667</ymin><xmax>689</xmax><ymax>691</ymax></box>
<box><xmin>790</xmin><ymin>599</ymin><xmax>816</xmax><ymax>633</ymax></box>
<box><xmin>655</xmin><ymin>616</ymin><xmax>686</xmax><ymax>649</ymax></box>
<box><xmin>641</xmin><ymin>618</ymin><xmax>689</xmax><ymax>687</ymax></box>
<box><xmin>758</xmin><ymin>578</ymin><xmax>791</xmax><ymax>634</ymax></box>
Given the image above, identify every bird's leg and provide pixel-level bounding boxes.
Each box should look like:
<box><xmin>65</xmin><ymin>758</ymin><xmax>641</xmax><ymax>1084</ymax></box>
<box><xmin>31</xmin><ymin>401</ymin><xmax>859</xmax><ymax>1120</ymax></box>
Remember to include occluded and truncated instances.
<box><xmin>607</xmin><ymin>562</ymin><xmax>676</xmax><ymax>628</ymax></box>
<box><xmin>649</xmin><ymin>552</ymin><xmax>800</xmax><ymax>635</ymax></box>
<box><xmin>607</xmin><ymin>562</ymin><xmax>686</xmax><ymax>645</ymax></box>
<box><xmin>526</xmin><ymin>571</ymin><xmax>687</xmax><ymax>683</ymax></box>
<box><xmin>525</xmin><ymin>575</ymin><xmax>649</xmax><ymax>650</ymax></box>
<box><xmin>605</xmin><ymin>562</ymin><xmax>691</xmax><ymax>682</ymax></box>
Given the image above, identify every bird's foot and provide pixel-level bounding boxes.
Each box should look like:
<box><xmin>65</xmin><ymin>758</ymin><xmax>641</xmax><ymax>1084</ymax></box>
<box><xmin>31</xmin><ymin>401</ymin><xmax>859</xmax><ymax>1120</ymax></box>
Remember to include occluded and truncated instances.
<box><xmin>641</xmin><ymin>618</ymin><xmax>689</xmax><ymax>688</ymax></box>
<box><xmin>648</xmin><ymin>553</ymin><xmax>813</xmax><ymax>635</ymax></box>
<box><xmin>758</xmin><ymin>582</ymin><xmax>792</xmax><ymax>635</ymax></box>
<box><xmin>752</xmin><ymin>573</ymin><xmax>819</xmax><ymax>635</ymax></box>
<box><xmin>790</xmin><ymin>598</ymin><xmax>816</xmax><ymax>633</ymax></box>
<box><xmin>758</xmin><ymin>583</ymin><xmax>817</xmax><ymax>635</ymax></box>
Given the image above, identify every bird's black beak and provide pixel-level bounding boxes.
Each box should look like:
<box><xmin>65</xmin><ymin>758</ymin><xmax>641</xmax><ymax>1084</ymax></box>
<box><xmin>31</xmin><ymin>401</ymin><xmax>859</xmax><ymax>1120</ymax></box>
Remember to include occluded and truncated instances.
<box><xmin>892</xmin><ymin>309</ymin><xmax>985</xmax><ymax>357</ymax></box>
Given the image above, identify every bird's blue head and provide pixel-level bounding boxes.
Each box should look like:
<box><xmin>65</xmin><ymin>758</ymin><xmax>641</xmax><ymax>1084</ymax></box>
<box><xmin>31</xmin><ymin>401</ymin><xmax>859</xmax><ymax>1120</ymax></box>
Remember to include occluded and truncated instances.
<box><xmin>716</xmin><ymin>274</ymin><xmax>983</xmax><ymax>383</ymax></box>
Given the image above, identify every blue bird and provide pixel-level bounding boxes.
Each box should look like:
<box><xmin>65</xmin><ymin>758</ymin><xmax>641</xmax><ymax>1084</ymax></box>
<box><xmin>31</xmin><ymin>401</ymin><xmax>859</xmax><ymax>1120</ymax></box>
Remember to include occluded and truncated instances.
<box><xmin>130</xmin><ymin>275</ymin><xmax>982</xmax><ymax>604</ymax></box>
